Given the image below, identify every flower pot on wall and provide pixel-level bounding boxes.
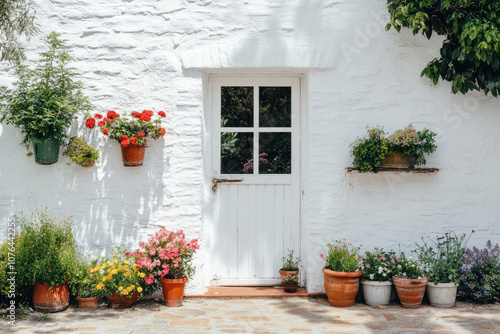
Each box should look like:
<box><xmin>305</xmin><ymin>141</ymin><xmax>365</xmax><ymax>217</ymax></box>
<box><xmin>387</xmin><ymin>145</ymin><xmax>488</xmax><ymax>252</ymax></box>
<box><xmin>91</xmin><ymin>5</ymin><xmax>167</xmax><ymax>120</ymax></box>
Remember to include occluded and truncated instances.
<box><xmin>32</xmin><ymin>282</ymin><xmax>70</xmax><ymax>312</ymax></box>
<box><xmin>107</xmin><ymin>292</ymin><xmax>138</xmax><ymax>309</ymax></box>
<box><xmin>427</xmin><ymin>282</ymin><xmax>458</xmax><ymax>308</ymax></box>
<box><xmin>33</xmin><ymin>138</ymin><xmax>60</xmax><ymax>165</ymax></box>
<box><xmin>360</xmin><ymin>280</ymin><xmax>392</xmax><ymax>306</ymax></box>
<box><xmin>380</xmin><ymin>153</ymin><xmax>412</xmax><ymax>168</ymax></box>
<box><xmin>121</xmin><ymin>144</ymin><xmax>147</xmax><ymax>167</ymax></box>
<box><xmin>323</xmin><ymin>268</ymin><xmax>362</xmax><ymax>307</ymax></box>
<box><xmin>161</xmin><ymin>277</ymin><xmax>187</xmax><ymax>307</ymax></box>
<box><xmin>392</xmin><ymin>275</ymin><xmax>428</xmax><ymax>308</ymax></box>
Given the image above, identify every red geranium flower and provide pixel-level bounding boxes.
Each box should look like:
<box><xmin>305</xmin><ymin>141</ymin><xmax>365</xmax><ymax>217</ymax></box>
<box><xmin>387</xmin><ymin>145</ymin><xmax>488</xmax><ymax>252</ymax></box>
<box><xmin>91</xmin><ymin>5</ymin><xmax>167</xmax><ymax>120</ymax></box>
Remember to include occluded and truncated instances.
<box><xmin>98</xmin><ymin>121</ymin><xmax>106</xmax><ymax>127</ymax></box>
<box><xmin>85</xmin><ymin>117</ymin><xmax>96</xmax><ymax>129</ymax></box>
<box><xmin>120</xmin><ymin>135</ymin><xmax>129</xmax><ymax>141</ymax></box>
<box><xmin>138</xmin><ymin>132</ymin><xmax>145</xmax><ymax>138</ymax></box>
<box><xmin>130</xmin><ymin>136</ymin><xmax>138</xmax><ymax>144</ymax></box>
<box><xmin>121</xmin><ymin>139</ymin><xmax>130</xmax><ymax>147</ymax></box>
<box><xmin>102</xmin><ymin>128</ymin><xmax>110</xmax><ymax>136</ymax></box>
<box><xmin>107</xmin><ymin>110</ymin><xmax>120</xmax><ymax>119</ymax></box>
<box><xmin>159</xmin><ymin>127</ymin><xmax>166</xmax><ymax>136</ymax></box>
<box><xmin>158</xmin><ymin>111</ymin><xmax>166</xmax><ymax>118</ymax></box>
<box><xmin>94</xmin><ymin>114</ymin><xmax>103</xmax><ymax>119</ymax></box>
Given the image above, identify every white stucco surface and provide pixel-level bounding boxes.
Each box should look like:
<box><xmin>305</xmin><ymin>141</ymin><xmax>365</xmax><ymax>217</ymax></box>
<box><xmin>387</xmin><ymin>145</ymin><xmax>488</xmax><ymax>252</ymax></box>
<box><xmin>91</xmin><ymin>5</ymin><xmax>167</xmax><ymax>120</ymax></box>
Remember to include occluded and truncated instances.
<box><xmin>1</xmin><ymin>0</ymin><xmax>499</xmax><ymax>294</ymax></box>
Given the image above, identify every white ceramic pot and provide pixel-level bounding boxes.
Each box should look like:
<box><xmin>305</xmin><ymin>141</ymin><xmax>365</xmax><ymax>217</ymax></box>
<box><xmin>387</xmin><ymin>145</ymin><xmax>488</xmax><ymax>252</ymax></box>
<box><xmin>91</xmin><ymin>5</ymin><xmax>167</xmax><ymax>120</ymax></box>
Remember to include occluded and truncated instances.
<box><xmin>427</xmin><ymin>282</ymin><xmax>458</xmax><ymax>308</ymax></box>
<box><xmin>360</xmin><ymin>279</ymin><xmax>392</xmax><ymax>306</ymax></box>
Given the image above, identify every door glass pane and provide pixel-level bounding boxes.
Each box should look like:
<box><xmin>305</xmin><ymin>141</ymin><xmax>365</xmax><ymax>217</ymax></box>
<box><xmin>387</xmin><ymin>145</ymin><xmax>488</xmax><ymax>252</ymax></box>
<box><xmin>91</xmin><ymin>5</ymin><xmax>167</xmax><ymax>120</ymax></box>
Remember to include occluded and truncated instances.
<box><xmin>259</xmin><ymin>132</ymin><xmax>291</xmax><ymax>174</ymax></box>
<box><xmin>221</xmin><ymin>132</ymin><xmax>253</xmax><ymax>174</ymax></box>
<box><xmin>221</xmin><ymin>87</ymin><xmax>254</xmax><ymax>128</ymax></box>
<box><xmin>259</xmin><ymin>87</ymin><xmax>291</xmax><ymax>128</ymax></box>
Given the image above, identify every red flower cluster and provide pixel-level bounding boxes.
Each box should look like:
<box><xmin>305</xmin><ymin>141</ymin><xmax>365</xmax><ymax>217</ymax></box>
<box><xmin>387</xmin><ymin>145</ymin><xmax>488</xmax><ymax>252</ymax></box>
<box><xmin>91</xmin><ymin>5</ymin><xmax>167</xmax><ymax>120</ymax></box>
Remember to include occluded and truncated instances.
<box><xmin>120</xmin><ymin>135</ymin><xmax>130</xmax><ymax>147</ymax></box>
<box><xmin>85</xmin><ymin>118</ymin><xmax>95</xmax><ymax>129</ymax></box>
<box><xmin>94</xmin><ymin>114</ymin><xmax>103</xmax><ymax>119</ymax></box>
<box><xmin>158</xmin><ymin>111</ymin><xmax>166</xmax><ymax>118</ymax></box>
<box><xmin>159</xmin><ymin>127</ymin><xmax>166</xmax><ymax>136</ymax></box>
<box><xmin>107</xmin><ymin>110</ymin><xmax>120</xmax><ymax>119</ymax></box>
<box><xmin>138</xmin><ymin>132</ymin><xmax>145</xmax><ymax>138</ymax></box>
<box><xmin>102</xmin><ymin>128</ymin><xmax>110</xmax><ymax>136</ymax></box>
<box><xmin>139</xmin><ymin>110</ymin><xmax>154</xmax><ymax>122</ymax></box>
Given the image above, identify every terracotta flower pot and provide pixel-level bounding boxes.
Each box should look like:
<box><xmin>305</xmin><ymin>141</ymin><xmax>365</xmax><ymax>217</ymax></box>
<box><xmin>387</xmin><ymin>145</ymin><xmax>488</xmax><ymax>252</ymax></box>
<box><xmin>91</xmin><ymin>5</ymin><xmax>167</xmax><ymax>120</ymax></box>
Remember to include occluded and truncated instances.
<box><xmin>279</xmin><ymin>269</ymin><xmax>299</xmax><ymax>281</ymax></box>
<box><xmin>381</xmin><ymin>153</ymin><xmax>412</xmax><ymax>168</ymax></box>
<box><xmin>323</xmin><ymin>268</ymin><xmax>362</xmax><ymax>307</ymax></box>
<box><xmin>282</xmin><ymin>284</ymin><xmax>298</xmax><ymax>293</ymax></box>
<box><xmin>80</xmin><ymin>160</ymin><xmax>94</xmax><ymax>168</ymax></box>
<box><xmin>121</xmin><ymin>143</ymin><xmax>147</xmax><ymax>167</ymax></box>
<box><xmin>161</xmin><ymin>277</ymin><xmax>187</xmax><ymax>307</ymax></box>
<box><xmin>107</xmin><ymin>292</ymin><xmax>138</xmax><ymax>309</ymax></box>
<box><xmin>78</xmin><ymin>296</ymin><xmax>99</xmax><ymax>309</ymax></box>
<box><xmin>32</xmin><ymin>282</ymin><xmax>70</xmax><ymax>313</ymax></box>
<box><xmin>392</xmin><ymin>275</ymin><xmax>428</xmax><ymax>308</ymax></box>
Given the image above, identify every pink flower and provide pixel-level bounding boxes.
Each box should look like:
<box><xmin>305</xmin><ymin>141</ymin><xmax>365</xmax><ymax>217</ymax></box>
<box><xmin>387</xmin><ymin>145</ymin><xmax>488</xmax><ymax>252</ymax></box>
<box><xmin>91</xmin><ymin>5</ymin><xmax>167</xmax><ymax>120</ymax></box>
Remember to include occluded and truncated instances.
<box><xmin>411</xmin><ymin>264</ymin><xmax>415</xmax><ymax>267</ymax></box>
<box><xmin>381</xmin><ymin>257</ymin><xmax>386</xmax><ymax>261</ymax></box>
<box><xmin>145</xmin><ymin>275</ymin><xmax>154</xmax><ymax>285</ymax></box>
<box><xmin>365</xmin><ymin>264</ymin><xmax>370</xmax><ymax>268</ymax></box>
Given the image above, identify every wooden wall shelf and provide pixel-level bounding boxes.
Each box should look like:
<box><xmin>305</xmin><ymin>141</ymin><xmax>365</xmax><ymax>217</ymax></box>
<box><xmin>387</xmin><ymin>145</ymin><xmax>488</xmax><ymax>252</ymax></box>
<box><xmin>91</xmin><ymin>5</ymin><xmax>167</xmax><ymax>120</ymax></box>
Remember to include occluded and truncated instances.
<box><xmin>346</xmin><ymin>167</ymin><xmax>439</xmax><ymax>173</ymax></box>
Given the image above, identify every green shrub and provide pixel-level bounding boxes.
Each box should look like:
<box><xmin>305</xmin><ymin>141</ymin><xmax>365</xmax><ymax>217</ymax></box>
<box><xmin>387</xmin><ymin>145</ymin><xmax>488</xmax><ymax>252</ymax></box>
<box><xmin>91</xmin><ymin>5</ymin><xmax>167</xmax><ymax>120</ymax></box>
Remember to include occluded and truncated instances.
<box><xmin>63</xmin><ymin>137</ymin><xmax>100</xmax><ymax>166</ymax></box>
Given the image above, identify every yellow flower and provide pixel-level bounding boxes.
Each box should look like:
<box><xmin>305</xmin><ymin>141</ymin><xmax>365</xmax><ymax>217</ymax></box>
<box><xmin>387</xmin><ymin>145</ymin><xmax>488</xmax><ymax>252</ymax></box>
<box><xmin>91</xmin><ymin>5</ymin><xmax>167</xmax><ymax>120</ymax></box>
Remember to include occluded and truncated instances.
<box><xmin>128</xmin><ymin>285</ymin><xmax>135</xmax><ymax>291</ymax></box>
<box><xmin>137</xmin><ymin>287</ymin><xmax>143</xmax><ymax>293</ymax></box>
<box><xmin>106</xmin><ymin>274</ymin><xmax>112</xmax><ymax>281</ymax></box>
<box><xmin>118</xmin><ymin>264</ymin><xmax>123</xmax><ymax>271</ymax></box>
<box><xmin>122</xmin><ymin>289</ymin><xmax>129</xmax><ymax>295</ymax></box>
<box><xmin>118</xmin><ymin>286</ymin><xmax>123</xmax><ymax>291</ymax></box>
<box><xmin>111</xmin><ymin>269</ymin><xmax>118</xmax><ymax>275</ymax></box>
<box><xmin>124</xmin><ymin>260</ymin><xmax>129</xmax><ymax>264</ymax></box>
<box><xmin>123</xmin><ymin>265</ymin><xmax>129</xmax><ymax>271</ymax></box>
<box><xmin>124</xmin><ymin>248</ymin><xmax>127</xmax><ymax>252</ymax></box>
<box><xmin>102</xmin><ymin>263</ymin><xmax>107</xmax><ymax>269</ymax></box>
<box><xmin>139</xmin><ymin>272</ymin><xmax>146</xmax><ymax>278</ymax></box>
<box><xmin>124</xmin><ymin>271</ymin><xmax>131</xmax><ymax>277</ymax></box>
<box><xmin>102</xmin><ymin>276</ymin><xmax>108</xmax><ymax>282</ymax></box>
<box><xmin>133</xmin><ymin>264</ymin><xmax>137</xmax><ymax>271</ymax></box>
<box><xmin>96</xmin><ymin>282</ymin><xmax>104</xmax><ymax>290</ymax></box>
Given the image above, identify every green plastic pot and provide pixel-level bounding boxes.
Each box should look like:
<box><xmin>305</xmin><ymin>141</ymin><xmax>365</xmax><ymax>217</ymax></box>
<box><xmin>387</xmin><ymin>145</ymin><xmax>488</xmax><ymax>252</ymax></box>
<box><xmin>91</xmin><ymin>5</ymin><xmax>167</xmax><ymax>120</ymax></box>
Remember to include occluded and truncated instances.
<box><xmin>33</xmin><ymin>139</ymin><xmax>60</xmax><ymax>165</ymax></box>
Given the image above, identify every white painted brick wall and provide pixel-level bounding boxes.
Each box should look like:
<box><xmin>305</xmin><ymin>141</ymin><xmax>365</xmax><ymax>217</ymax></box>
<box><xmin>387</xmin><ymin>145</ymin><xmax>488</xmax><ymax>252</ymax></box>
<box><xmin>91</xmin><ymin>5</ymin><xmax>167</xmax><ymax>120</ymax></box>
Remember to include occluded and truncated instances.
<box><xmin>0</xmin><ymin>0</ymin><xmax>499</xmax><ymax>294</ymax></box>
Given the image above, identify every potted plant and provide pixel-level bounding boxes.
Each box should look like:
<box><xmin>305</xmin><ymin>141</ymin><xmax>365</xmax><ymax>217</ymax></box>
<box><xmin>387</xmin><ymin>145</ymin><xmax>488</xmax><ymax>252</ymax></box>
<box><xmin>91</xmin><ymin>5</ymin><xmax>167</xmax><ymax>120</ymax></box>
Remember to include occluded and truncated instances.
<box><xmin>0</xmin><ymin>32</ymin><xmax>92</xmax><ymax>165</ymax></box>
<box><xmin>63</xmin><ymin>137</ymin><xmax>100</xmax><ymax>167</ymax></box>
<box><xmin>14</xmin><ymin>209</ymin><xmax>79</xmax><ymax>312</ymax></box>
<box><xmin>85</xmin><ymin>109</ymin><xmax>166</xmax><ymax>166</ymax></box>
<box><xmin>320</xmin><ymin>240</ymin><xmax>361</xmax><ymax>307</ymax></box>
<box><xmin>392</xmin><ymin>254</ymin><xmax>428</xmax><ymax>308</ymax></box>
<box><xmin>282</xmin><ymin>274</ymin><xmax>299</xmax><ymax>293</ymax></box>
<box><xmin>350</xmin><ymin>124</ymin><xmax>437</xmax><ymax>172</ymax></box>
<box><xmin>360</xmin><ymin>248</ymin><xmax>396</xmax><ymax>306</ymax></box>
<box><xmin>70</xmin><ymin>256</ymin><xmax>101</xmax><ymax>309</ymax></box>
<box><xmin>279</xmin><ymin>249</ymin><xmax>300</xmax><ymax>282</ymax></box>
<box><xmin>91</xmin><ymin>248</ymin><xmax>144</xmax><ymax>309</ymax></box>
<box><xmin>127</xmin><ymin>228</ymin><xmax>199</xmax><ymax>307</ymax></box>
<box><xmin>415</xmin><ymin>231</ymin><xmax>472</xmax><ymax>308</ymax></box>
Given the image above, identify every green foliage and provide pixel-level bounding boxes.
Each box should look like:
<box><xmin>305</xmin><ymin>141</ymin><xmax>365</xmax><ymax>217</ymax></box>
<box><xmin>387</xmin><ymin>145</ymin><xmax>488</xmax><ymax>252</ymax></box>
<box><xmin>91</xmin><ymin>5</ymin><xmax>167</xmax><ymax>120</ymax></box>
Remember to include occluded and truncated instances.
<box><xmin>0</xmin><ymin>0</ymin><xmax>39</xmax><ymax>64</ymax></box>
<box><xmin>414</xmin><ymin>231</ymin><xmax>473</xmax><ymax>284</ymax></box>
<box><xmin>350</xmin><ymin>126</ymin><xmax>389</xmax><ymax>172</ymax></box>
<box><xmin>0</xmin><ymin>32</ymin><xmax>92</xmax><ymax>148</ymax></box>
<box><xmin>281</xmin><ymin>249</ymin><xmax>300</xmax><ymax>271</ymax></box>
<box><xmin>69</xmin><ymin>255</ymin><xmax>101</xmax><ymax>298</ymax></box>
<box><xmin>386</xmin><ymin>0</ymin><xmax>500</xmax><ymax>96</ymax></box>
<box><xmin>63</xmin><ymin>137</ymin><xmax>100</xmax><ymax>167</ymax></box>
<box><xmin>392</xmin><ymin>254</ymin><xmax>425</xmax><ymax>279</ymax></box>
<box><xmin>361</xmin><ymin>248</ymin><xmax>396</xmax><ymax>281</ymax></box>
<box><xmin>322</xmin><ymin>240</ymin><xmax>361</xmax><ymax>273</ymax></box>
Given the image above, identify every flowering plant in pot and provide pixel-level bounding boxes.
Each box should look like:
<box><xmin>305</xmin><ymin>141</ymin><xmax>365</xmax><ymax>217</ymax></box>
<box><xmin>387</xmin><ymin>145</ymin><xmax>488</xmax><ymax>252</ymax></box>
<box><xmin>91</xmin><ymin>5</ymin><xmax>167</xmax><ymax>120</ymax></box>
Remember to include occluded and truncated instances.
<box><xmin>360</xmin><ymin>248</ymin><xmax>396</xmax><ymax>306</ymax></box>
<box><xmin>85</xmin><ymin>109</ymin><xmax>166</xmax><ymax>166</ymax></box>
<box><xmin>392</xmin><ymin>254</ymin><xmax>427</xmax><ymax>308</ymax></box>
<box><xmin>63</xmin><ymin>137</ymin><xmax>100</xmax><ymax>167</ymax></box>
<box><xmin>415</xmin><ymin>231</ymin><xmax>472</xmax><ymax>307</ymax></box>
<box><xmin>127</xmin><ymin>228</ymin><xmax>199</xmax><ymax>307</ymax></box>
<box><xmin>457</xmin><ymin>241</ymin><xmax>500</xmax><ymax>303</ymax></box>
<box><xmin>0</xmin><ymin>32</ymin><xmax>92</xmax><ymax>165</ymax></box>
<box><xmin>320</xmin><ymin>240</ymin><xmax>361</xmax><ymax>307</ymax></box>
<box><xmin>279</xmin><ymin>249</ymin><xmax>300</xmax><ymax>287</ymax></box>
<box><xmin>91</xmin><ymin>248</ymin><xmax>144</xmax><ymax>309</ymax></box>
<box><xmin>282</xmin><ymin>274</ymin><xmax>299</xmax><ymax>293</ymax></box>
<box><xmin>69</xmin><ymin>256</ymin><xmax>101</xmax><ymax>309</ymax></box>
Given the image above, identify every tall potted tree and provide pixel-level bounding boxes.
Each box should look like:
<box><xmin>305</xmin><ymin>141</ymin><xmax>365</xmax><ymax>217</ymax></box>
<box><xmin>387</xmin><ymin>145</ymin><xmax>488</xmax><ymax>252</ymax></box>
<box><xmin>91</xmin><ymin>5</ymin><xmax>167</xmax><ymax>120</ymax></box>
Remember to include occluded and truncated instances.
<box><xmin>0</xmin><ymin>32</ymin><xmax>92</xmax><ymax>165</ymax></box>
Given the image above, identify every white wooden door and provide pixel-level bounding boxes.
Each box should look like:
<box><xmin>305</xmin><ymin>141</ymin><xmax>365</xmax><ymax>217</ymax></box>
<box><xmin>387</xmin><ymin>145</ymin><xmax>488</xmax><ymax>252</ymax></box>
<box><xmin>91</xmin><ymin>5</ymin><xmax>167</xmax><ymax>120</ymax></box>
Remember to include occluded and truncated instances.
<box><xmin>210</xmin><ymin>76</ymin><xmax>301</xmax><ymax>286</ymax></box>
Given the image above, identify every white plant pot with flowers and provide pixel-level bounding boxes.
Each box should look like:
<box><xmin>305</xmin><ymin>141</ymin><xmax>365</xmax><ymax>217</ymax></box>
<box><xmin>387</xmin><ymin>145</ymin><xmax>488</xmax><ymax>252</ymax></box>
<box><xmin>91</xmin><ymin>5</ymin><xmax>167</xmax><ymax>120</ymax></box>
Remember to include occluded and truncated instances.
<box><xmin>360</xmin><ymin>249</ymin><xmax>396</xmax><ymax>306</ymax></box>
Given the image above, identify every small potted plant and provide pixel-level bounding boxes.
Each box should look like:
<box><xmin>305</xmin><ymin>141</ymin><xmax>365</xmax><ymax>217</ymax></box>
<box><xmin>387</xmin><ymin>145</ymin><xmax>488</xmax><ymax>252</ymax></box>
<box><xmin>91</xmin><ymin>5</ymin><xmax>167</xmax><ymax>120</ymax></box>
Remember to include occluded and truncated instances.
<box><xmin>360</xmin><ymin>248</ymin><xmax>395</xmax><ymax>306</ymax></box>
<box><xmin>279</xmin><ymin>249</ymin><xmax>300</xmax><ymax>283</ymax></box>
<box><xmin>70</xmin><ymin>256</ymin><xmax>101</xmax><ymax>309</ymax></box>
<box><xmin>282</xmin><ymin>274</ymin><xmax>299</xmax><ymax>293</ymax></box>
<box><xmin>91</xmin><ymin>248</ymin><xmax>144</xmax><ymax>309</ymax></box>
<box><xmin>320</xmin><ymin>240</ymin><xmax>361</xmax><ymax>307</ymax></box>
<box><xmin>350</xmin><ymin>126</ymin><xmax>388</xmax><ymax>173</ymax></box>
<box><xmin>127</xmin><ymin>228</ymin><xmax>199</xmax><ymax>307</ymax></box>
<box><xmin>63</xmin><ymin>137</ymin><xmax>100</xmax><ymax>167</ymax></box>
<box><xmin>85</xmin><ymin>109</ymin><xmax>167</xmax><ymax>166</ymax></box>
<box><xmin>415</xmin><ymin>231</ymin><xmax>472</xmax><ymax>308</ymax></box>
<box><xmin>0</xmin><ymin>32</ymin><xmax>92</xmax><ymax>165</ymax></box>
<box><xmin>392</xmin><ymin>254</ymin><xmax>427</xmax><ymax>308</ymax></box>
<box><xmin>14</xmin><ymin>209</ymin><xmax>79</xmax><ymax>312</ymax></box>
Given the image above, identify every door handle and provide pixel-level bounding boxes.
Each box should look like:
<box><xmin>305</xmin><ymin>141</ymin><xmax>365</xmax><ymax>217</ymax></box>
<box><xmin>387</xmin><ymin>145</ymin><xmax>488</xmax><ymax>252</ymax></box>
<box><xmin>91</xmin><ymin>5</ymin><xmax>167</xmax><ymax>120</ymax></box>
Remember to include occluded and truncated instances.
<box><xmin>212</xmin><ymin>178</ymin><xmax>244</xmax><ymax>192</ymax></box>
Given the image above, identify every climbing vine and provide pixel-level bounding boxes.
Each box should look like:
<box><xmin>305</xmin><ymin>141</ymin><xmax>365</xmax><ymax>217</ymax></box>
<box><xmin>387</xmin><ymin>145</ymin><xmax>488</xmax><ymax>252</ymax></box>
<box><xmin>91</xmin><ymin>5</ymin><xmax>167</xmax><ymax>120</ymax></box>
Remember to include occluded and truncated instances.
<box><xmin>386</xmin><ymin>1</ymin><xmax>500</xmax><ymax>96</ymax></box>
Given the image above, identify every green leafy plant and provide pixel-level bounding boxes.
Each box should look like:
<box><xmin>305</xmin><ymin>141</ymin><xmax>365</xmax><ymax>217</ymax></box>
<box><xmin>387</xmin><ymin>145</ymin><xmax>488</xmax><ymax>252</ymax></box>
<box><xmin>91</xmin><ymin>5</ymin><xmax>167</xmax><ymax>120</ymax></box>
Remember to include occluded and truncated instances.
<box><xmin>69</xmin><ymin>256</ymin><xmax>101</xmax><ymax>298</ymax></box>
<box><xmin>282</xmin><ymin>274</ymin><xmax>299</xmax><ymax>286</ymax></box>
<box><xmin>414</xmin><ymin>231</ymin><xmax>473</xmax><ymax>284</ymax></box>
<box><xmin>62</xmin><ymin>137</ymin><xmax>100</xmax><ymax>167</ymax></box>
<box><xmin>281</xmin><ymin>249</ymin><xmax>300</xmax><ymax>271</ymax></box>
<box><xmin>387</xmin><ymin>124</ymin><xmax>437</xmax><ymax>168</ymax></box>
<box><xmin>350</xmin><ymin>126</ymin><xmax>388</xmax><ymax>172</ymax></box>
<box><xmin>0</xmin><ymin>32</ymin><xmax>92</xmax><ymax>148</ymax></box>
<box><xmin>321</xmin><ymin>240</ymin><xmax>361</xmax><ymax>272</ymax></box>
<box><xmin>392</xmin><ymin>254</ymin><xmax>425</xmax><ymax>280</ymax></box>
<box><xmin>361</xmin><ymin>248</ymin><xmax>396</xmax><ymax>282</ymax></box>
<box><xmin>386</xmin><ymin>1</ymin><xmax>500</xmax><ymax>96</ymax></box>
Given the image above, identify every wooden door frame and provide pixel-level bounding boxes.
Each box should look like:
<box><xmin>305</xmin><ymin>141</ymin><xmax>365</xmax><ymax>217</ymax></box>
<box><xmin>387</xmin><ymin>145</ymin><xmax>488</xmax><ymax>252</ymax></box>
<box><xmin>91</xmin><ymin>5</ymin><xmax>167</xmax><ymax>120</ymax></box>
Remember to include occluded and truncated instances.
<box><xmin>202</xmin><ymin>72</ymin><xmax>309</xmax><ymax>288</ymax></box>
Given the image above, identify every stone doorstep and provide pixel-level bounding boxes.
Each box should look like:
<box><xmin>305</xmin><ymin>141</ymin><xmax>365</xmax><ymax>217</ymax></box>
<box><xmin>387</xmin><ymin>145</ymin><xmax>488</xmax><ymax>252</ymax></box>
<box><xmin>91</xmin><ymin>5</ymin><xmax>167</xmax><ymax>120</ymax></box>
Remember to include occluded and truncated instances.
<box><xmin>185</xmin><ymin>286</ymin><xmax>327</xmax><ymax>298</ymax></box>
